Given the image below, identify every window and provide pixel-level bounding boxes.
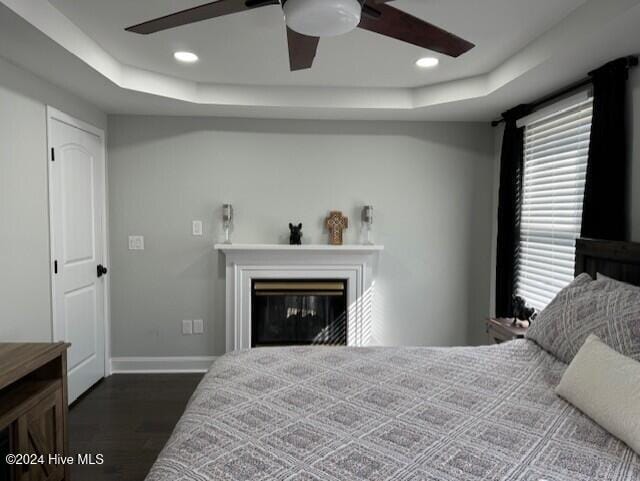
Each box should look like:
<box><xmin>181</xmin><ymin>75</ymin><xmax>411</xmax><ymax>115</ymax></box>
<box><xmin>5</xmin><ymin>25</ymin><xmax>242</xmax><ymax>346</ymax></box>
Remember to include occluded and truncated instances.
<box><xmin>516</xmin><ymin>92</ymin><xmax>593</xmax><ymax>311</ymax></box>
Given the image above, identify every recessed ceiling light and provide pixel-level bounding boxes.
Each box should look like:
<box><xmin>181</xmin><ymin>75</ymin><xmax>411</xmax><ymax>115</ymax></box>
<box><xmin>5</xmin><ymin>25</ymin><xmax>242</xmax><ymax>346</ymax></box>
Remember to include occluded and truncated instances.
<box><xmin>416</xmin><ymin>57</ymin><xmax>439</xmax><ymax>68</ymax></box>
<box><xmin>174</xmin><ymin>51</ymin><xmax>199</xmax><ymax>63</ymax></box>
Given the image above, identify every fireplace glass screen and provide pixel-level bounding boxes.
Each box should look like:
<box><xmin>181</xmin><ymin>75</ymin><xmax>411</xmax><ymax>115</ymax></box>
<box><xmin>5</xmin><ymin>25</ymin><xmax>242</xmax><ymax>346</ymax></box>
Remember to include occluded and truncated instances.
<box><xmin>251</xmin><ymin>279</ymin><xmax>347</xmax><ymax>347</ymax></box>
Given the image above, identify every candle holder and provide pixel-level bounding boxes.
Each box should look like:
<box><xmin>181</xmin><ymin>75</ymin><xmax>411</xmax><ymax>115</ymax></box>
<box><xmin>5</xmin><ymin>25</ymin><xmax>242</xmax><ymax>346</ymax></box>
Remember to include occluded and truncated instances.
<box><xmin>361</xmin><ymin>205</ymin><xmax>374</xmax><ymax>245</ymax></box>
<box><xmin>222</xmin><ymin>203</ymin><xmax>233</xmax><ymax>244</ymax></box>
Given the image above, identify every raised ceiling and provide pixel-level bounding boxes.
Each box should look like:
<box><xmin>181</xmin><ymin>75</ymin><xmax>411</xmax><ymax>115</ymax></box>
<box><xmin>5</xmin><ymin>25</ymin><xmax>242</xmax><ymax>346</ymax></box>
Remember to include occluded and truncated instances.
<box><xmin>1</xmin><ymin>0</ymin><xmax>639</xmax><ymax>120</ymax></box>
<box><xmin>48</xmin><ymin>0</ymin><xmax>585</xmax><ymax>88</ymax></box>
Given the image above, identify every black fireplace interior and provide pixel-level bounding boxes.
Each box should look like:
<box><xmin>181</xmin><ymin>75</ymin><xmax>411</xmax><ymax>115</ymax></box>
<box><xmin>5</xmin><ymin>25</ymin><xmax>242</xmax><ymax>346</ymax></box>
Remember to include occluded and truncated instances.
<box><xmin>251</xmin><ymin>279</ymin><xmax>347</xmax><ymax>347</ymax></box>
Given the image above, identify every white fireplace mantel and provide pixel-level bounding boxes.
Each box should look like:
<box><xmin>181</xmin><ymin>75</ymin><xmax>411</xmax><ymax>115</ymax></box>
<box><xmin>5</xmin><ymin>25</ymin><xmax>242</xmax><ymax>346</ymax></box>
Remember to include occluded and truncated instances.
<box><xmin>215</xmin><ymin>244</ymin><xmax>384</xmax><ymax>254</ymax></box>
<box><xmin>215</xmin><ymin>244</ymin><xmax>383</xmax><ymax>352</ymax></box>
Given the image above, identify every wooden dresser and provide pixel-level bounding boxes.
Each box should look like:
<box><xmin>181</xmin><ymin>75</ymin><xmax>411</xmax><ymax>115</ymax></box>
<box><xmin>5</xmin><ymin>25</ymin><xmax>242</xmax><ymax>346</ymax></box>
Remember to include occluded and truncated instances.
<box><xmin>0</xmin><ymin>343</ymin><xmax>70</xmax><ymax>481</ymax></box>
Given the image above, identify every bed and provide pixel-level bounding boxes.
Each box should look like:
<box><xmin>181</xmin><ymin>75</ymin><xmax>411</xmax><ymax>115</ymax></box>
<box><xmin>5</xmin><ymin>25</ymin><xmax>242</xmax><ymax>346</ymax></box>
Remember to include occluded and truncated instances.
<box><xmin>146</xmin><ymin>239</ymin><xmax>640</xmax><ymax>481</ymax></box>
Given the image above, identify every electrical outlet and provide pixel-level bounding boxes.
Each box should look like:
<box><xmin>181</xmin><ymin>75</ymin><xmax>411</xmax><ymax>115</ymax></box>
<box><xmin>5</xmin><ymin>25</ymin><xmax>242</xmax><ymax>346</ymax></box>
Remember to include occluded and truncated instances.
<box><xmin>182</xmin><ymin>320</ymin><xmax>193</xmax><ymax>335</ymax></box>
<box><xmin>192</xmin><ymin>220</ymin><xmax>203</xmax><ymax>236</ymax></box>
<box><xmin>193</xmin><ymin>319</ymin><xmax>204</xmax><ymax>334</ymax></box>
<box><xmin>128</xmin><ymin>235</ymin><xmax>144</xmax><ymax>250</ymax></box>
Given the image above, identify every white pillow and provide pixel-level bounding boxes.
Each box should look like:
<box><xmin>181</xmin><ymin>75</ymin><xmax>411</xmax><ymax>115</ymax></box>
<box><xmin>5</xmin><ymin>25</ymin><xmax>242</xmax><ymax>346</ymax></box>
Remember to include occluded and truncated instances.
<box><xmin>556</xmin><ymin>334</ymin><xmax>640</xmax><ymax>454</ymax></box>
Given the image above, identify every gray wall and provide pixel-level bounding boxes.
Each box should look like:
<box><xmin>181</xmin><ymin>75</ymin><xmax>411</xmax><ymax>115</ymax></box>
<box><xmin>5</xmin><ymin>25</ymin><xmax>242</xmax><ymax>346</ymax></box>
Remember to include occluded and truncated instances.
<box><xmin>4</xmin><ymin>56</ymin><xmax>636</xmax><ymax>353</ymax></box>
<box><xmin>107</xmin><ymin>116</ymin><xmax>495</xmax><ymax>357</ymax></box>
<box><xmin>0</xmin><ymin>56</ymin><xmax>106</xmax><ymax>342</ymax></box>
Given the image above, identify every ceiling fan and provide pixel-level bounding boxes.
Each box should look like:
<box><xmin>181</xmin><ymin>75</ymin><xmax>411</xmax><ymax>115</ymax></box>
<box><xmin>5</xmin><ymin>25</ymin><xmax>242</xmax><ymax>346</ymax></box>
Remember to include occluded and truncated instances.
<box><xmin>125</xmin><ymin>0</ymin><xmax>475</xmax><ymax>71</ymax></box>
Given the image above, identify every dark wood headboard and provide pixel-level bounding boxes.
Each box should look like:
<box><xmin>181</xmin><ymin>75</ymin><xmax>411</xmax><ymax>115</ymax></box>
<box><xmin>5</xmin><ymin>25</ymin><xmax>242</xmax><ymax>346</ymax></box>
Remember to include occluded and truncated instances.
<box><xmin>575</xmin><ymin>238</ymin><xmax>640</xmax><ymax>286</ymax></box>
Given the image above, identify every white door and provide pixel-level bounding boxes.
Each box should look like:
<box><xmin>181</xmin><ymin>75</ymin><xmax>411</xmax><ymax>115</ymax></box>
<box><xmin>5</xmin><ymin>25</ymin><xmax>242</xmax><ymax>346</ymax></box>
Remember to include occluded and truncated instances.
<box><xmin>48</xmin><ymin>108</ymin><xmax>107</xmax><ymax>403</ymax></box>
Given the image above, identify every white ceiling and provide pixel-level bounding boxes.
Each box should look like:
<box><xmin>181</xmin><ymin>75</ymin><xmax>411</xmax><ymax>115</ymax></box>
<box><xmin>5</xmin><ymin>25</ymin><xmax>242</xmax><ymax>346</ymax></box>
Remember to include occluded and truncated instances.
<box><xmin>48</xmin><ymin>0</ymin><xmax>585</xmax><ymax>88</ymax></box>
<box><xmin>1</xmin><ymin>0</ymin><xmax>639</xmax><ymax>120</ymax></box>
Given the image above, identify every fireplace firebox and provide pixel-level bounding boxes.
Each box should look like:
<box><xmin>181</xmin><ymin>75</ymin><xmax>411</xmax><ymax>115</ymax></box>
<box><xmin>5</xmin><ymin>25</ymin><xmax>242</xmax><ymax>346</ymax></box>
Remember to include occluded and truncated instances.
<box><xmin>251</xmin><ymin>279</ymin><xmax>348</xmax><ymax>347</ymax></box>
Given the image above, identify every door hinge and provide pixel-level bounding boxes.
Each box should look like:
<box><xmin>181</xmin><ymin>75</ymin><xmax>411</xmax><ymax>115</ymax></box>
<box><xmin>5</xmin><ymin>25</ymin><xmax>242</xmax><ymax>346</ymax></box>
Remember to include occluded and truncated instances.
<box><xmin>54</xmin><ymin>260</ymin><xmax>58</xmax><ymax>274</ymax></box>
<box><xmin>51</xmin><ymin>148</ymin><xmax>55</xmax><ymax>162</ymax></box>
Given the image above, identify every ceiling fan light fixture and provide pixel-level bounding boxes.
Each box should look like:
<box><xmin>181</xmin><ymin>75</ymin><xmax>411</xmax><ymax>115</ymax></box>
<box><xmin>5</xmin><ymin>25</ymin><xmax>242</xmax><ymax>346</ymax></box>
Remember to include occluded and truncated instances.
<box><xmin>416</xmin><ymin>57</ymin><xmax>439</xmax><ymax>68</ymax></box>
<box><xmin>174</xmin><ymin>51</ymin><xmax>199</xmax><ymax>63</ymax></box>
<box><xmin>283</xmin><ymin>0</ymin><xmax>362</xmax><ymax>37</ymax></box>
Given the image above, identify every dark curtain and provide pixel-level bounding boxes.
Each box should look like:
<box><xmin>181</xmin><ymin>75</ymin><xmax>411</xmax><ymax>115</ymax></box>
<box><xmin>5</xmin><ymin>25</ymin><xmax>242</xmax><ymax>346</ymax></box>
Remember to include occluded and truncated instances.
<box><xmin>495</xmin><ymin>104</ymin><xmax>531</xmax><ymax>318</ymax></box>
<box><xmin>581</xmin><ymin>58</ymin><xmax>633</xmax><ymax>240</ymax></box>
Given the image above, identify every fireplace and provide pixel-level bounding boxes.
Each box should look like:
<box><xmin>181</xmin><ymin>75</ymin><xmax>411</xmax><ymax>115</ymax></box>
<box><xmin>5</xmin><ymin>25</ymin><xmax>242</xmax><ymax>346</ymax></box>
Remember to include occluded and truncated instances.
<box><xmin>216</xmin><ymin>243</ymin><xmax>382</xmax><ymax>350</ymax></box>
<box><xmin>251</xmin><ymin>279</ymin><xmax>348</xmax><ymax>347</ymax></box>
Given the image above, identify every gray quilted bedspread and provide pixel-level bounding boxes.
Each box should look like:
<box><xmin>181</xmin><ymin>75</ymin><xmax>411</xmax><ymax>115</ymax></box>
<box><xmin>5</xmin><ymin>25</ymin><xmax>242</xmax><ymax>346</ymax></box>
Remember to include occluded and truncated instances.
<box><xmin>146</xmin><ymin>341</ymin><xmax>639</xmax><ymax>481</ymax></box>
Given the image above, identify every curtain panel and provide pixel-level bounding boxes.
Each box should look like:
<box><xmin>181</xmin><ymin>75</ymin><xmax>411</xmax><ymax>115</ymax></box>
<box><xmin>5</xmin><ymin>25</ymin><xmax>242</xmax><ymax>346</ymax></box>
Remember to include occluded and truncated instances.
<box><xmin>495</xmin><ymin>105</ymin><xmax>532</xmax><ymax>318</ymax></box>
<box><xmin>581</xmin><ymin>57</ymin><xmax>634</xmax><ymax>240</ymax></box>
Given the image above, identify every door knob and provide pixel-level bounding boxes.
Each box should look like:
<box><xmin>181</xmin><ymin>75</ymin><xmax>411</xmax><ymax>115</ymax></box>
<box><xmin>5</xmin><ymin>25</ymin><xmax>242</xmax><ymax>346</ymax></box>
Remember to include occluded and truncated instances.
<box><xmin>97</xmin><ymin>264</ymin><xmax>108</xmax><ymax>278</ymax></box>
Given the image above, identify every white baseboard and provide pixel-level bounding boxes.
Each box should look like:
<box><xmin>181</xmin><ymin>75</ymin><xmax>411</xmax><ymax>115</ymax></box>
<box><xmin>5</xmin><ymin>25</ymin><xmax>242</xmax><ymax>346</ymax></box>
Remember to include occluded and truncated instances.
<box><xmin>110</xmin><ymin>356</ymin><xmax>217</xmax><ymax>374</ymax></box>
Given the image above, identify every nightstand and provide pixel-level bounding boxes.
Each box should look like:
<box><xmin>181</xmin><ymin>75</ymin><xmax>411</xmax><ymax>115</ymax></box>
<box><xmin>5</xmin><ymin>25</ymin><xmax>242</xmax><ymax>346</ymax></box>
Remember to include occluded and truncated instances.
<box><xmin>486</xmin><ymin>317</ymin><xmax>529</xmax><ymax>344</ymax></box>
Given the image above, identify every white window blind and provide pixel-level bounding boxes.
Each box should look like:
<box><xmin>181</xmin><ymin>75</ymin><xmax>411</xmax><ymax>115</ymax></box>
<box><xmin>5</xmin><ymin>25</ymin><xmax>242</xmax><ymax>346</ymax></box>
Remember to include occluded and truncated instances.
<box><xmin>516</xmin><ymin>93</ymin><xmax>593</xmax><ymax>312</ymax></box>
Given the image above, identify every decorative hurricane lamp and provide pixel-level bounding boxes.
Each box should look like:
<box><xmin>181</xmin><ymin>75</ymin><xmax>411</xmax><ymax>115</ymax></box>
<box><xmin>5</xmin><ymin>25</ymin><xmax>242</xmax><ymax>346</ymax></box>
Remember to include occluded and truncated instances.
<box><xmin>222</xmin><ymin>203</ymin><xmax>233</xmax><ymax>244</ymax></box>
<box><xmin>361</xmin><ymin>205</ymin><xmax>374</xmax><ymax>245</ymax></box>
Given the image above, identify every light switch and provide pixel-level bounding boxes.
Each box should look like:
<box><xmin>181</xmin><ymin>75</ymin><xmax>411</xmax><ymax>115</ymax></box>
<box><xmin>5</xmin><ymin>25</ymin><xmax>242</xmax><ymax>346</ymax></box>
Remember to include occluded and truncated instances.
<box><xmin>193</xmin><ymin>319</ymin><xmax>204</xmax><ymax>334</ymax></box>
<box><xmin>128</xmin><ymin>235</ymin><xmax>144</xmax><ymax>250</ymax></box>
<box><xmin>182</xmin><ymin>320</ymin><xmax>193</xmax><ymax>335</ymax></box>
<box><xmin>192</xmin><ymin>220</ymin><xmax>203</xmax><ymax>236</ymax></box>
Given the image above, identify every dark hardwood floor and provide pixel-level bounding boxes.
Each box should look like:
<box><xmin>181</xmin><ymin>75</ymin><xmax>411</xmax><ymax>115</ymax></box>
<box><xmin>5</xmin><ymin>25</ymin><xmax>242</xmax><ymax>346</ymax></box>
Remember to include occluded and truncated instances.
<box><xmin>69</xmin><ymin>374</ymin><xmax>203</xmax><ymax>481</ymax></box>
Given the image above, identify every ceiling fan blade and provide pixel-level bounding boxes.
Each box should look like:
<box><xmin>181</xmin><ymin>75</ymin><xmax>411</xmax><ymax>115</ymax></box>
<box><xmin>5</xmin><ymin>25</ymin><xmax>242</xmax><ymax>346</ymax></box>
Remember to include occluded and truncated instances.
<box><xmin>125</xmin><ymin>0</ymin><xmax>279</xmax><ymax>34</ymax></box>
<box><xmin>358</xmin><ymin>2</ymin><xmax>474</xmax><ymax>57</ymax></box>
<box><xmin>286</xmin><ymin>28</ymin><xmax>320</xmax><ymax>71</ymax></box>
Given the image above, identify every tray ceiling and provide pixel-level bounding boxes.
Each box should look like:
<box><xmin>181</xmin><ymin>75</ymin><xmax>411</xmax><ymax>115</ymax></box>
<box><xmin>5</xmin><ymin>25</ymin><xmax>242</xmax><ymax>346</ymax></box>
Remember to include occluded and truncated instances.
<box><xmin>48</xmin><ymin>0</ymin><xmax>585</xmax><ymax>88</ymax></box>
<box><xmin>0</xmin><ymin>0</ymin><xmax>639</xmax><ymax>120</ymax></box>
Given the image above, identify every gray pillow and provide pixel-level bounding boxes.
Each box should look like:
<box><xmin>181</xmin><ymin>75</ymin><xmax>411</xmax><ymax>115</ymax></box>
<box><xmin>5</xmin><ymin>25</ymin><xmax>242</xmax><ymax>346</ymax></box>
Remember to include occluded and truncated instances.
<box><xmin>526</xmin><ymin>273</ymin><xmax>640</xmax><ymax>363</ymax></box>
<box><xmin>597</xmin><ymin>272</ymin><xmax>637</xmax><ymax>290</ymax></box>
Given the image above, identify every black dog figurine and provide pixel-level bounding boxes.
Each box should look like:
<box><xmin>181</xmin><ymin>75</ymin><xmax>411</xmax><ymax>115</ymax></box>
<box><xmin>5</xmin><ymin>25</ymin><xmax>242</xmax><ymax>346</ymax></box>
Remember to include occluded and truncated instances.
<box><xmin>289</xmin><ymin>223</ymin><xmax>303</xmax><ymax>245</ymax></box>
<box><xmin>512</xmin><ymin>295</ymin><xmax>536</xmax><ymax>323</ymax></box>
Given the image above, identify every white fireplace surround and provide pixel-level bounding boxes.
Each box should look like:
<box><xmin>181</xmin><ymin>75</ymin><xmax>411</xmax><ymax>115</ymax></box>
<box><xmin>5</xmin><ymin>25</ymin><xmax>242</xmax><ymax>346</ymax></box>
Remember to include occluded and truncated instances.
<box><xmin>215</xmin><ymin>244</ymin><xmax>383</xmax><ymax>352</ymax></box>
